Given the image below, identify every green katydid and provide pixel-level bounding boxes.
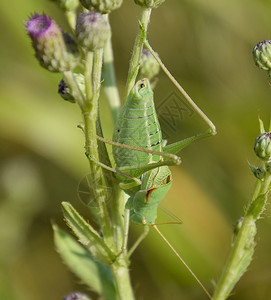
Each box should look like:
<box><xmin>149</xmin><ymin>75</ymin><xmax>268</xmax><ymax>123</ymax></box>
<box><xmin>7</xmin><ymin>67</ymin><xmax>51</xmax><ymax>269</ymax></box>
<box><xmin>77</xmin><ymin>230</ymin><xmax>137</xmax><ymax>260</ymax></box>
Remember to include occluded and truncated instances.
<box><xmin>86</xmin><ymin>32</ymin><xmax>216</xmax><ymax>300</ymax></box>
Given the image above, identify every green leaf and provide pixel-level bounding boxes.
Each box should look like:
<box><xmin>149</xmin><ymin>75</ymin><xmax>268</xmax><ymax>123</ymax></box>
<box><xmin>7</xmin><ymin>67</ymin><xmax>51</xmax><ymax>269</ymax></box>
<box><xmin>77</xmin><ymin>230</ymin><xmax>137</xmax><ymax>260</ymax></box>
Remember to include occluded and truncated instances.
<box><xmin>246</xmin><ymin>193</ymin><xmax>267</xmax><ymax>219</ymax></box>
<box><xmin>62</xmin><ymin>202</ymin><xmax>115</xmax><ymax>263</ymax></box>
<box><xmin>53</xmin><ymin>224</ymin><xmax>117</xmax><ymax>300</ymax></box>
<box><xmin>258</xmin><ymin>116</ymin><xmax>265</xmax><ymax>134</ymax></box>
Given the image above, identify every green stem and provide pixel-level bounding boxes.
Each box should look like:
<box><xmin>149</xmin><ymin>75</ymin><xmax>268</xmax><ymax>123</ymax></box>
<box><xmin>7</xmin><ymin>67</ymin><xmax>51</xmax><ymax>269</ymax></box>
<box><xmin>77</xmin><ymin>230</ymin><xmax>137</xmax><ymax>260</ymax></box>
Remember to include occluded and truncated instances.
<box><xmin>83</xmin><ymin>49</ymin><xmax>113</xmax><ymax>245</ymax></box>
<box><xmin>111</xmin><ymin>261</ymin><xmax>135</xmax><ymax>300</ymax></box>
<box><xmin>213</xmin><ymin>169</ymin><xmax>271</xmax><ymax>300</ymax></box>
<box><xmin>103</xmin><ymin>20</ymin><xmax>121</xmax><ymax>124</ymax></box>
<box><xmin>124</xmin><ymin>7</ymin><xmax>152</xmax><ymax>99</ymax></box>
<box><xmin>127</xmin><ymin>225</ymin><xmax>149</xmax><ymax>259</ymax></box>
<box><xmin>85</xmin><ymin>51</ymin><xmax>93</xmax><ymax>103</ymax></box>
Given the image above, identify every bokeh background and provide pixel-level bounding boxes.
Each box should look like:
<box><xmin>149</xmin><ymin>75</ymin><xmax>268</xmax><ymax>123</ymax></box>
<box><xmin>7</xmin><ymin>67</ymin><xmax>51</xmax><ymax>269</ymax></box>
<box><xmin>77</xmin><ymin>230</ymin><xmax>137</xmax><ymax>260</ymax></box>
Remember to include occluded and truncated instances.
<box><xmin>1</xmin><ymin>0</ymin><xmax>271</xmax><ymax>299</ymax></box>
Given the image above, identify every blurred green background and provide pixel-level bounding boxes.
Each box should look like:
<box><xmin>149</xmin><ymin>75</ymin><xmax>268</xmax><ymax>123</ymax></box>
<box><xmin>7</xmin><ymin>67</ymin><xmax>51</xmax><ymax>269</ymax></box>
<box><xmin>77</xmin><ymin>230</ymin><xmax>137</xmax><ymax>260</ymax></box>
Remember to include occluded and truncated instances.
<box><xmin>1</xmin><ymin>0</ymin><xmax>271</xmax><ymax>299</ymax></box>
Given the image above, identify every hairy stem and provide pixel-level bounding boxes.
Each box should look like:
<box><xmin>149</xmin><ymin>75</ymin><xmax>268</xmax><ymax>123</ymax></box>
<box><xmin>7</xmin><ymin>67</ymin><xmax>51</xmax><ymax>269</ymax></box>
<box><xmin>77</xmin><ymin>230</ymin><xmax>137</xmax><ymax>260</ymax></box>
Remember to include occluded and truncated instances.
<box><xmin>124</xmin><ymin>7</ymin><xmax>152</xmax><ymax>99</ymax></box>
<box><xmin>85</xmin><ymin>51</ymin><xmax>93</xmax><ymax>103</ymax></box>
<box><xmin>111</xmin><ymin>261</ymin><xmax>135</xmax><ymax>300</ymax></box>
<box><xmin>213</xmin><ymin>167</ymin><xmax>271</xmax><ymax>300</ymax></box>
<box><xmin>83</xmin><ymin>49</ymin><xmax>113</xmax><ymax>245</ymax></box>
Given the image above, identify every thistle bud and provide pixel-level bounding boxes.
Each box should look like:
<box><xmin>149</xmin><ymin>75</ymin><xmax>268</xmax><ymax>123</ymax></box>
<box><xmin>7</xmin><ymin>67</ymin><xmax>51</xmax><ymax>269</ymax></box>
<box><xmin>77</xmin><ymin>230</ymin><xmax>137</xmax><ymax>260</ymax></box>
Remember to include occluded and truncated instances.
<box><xmin>26</xmin><ymin>14</ymin><xmax>79</xmax><ymax>72</ymax></box>
<box><xmin>58</xmin><ymin>73</ymin><xmax>85</xmax><ymax>103</ymax></box>
<box><xmin>63</xmin><ymin>292</ymin><xmax>92</xmax><ymax>300</ymax></box>
<box><xmin>49</xmin><ymin>0</ymin><xmax>79</xmax><ymax>11</ymax></box>
<box><xmin>80</xmin><ymin>0</ymin><xmax>122</xmax><ymax>14</ymax></box>
<box><xmin>249</xmin><ymin>165</ymin><xmax>266</xmax><ymax>181</ymax></box>
<box><xmin>252</xmin><ymin>40</ymin><xmax>271</xmax><ymax>74</ymax></box>
<box><xmin>75</xmin><ymin>12</ymin><xmax>111</xmax><ymax>51</ymax></box>
<box><xmin>139</xmin><ymin>49</ymin><xmax>160</xmax><ymax>80</ymax></box>
<box><xmin>254</xmin><ymin>132</ymin><xmax>271</xmax><ymax>161</ymax></box>
<box><xmin>134</xmin><ymin>0</ymin><xmax>165</xmax><ymax>8</ymax></box>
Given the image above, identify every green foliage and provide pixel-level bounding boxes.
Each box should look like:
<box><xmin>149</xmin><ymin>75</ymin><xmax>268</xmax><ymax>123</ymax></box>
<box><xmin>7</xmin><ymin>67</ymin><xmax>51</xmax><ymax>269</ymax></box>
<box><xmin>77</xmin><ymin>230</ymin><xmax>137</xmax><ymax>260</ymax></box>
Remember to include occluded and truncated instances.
<box><xmin>2</xmin><ymin>0</ymin><xmax>271</xmax><ymax>299</ymax></box>
<box><xmin>62</xmin><ymin>202</ymin><xmax>115</xmax><ymax>263</ymax></box>
<box><xmin>53</xmin><ymin>224</ymin><xmax>117</xmax><ymax>299</ymax></box>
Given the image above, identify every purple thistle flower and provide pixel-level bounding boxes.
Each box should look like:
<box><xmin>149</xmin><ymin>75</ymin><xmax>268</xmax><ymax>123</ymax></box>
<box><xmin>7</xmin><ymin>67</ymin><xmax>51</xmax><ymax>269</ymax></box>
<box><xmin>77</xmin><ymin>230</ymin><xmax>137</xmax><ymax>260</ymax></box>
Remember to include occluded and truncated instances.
<box><xmin>26</xmin><ymin>13</ymin><xmax>54</xmax><ymax>39</ymax></box>
<box><xmin>26</xmin><ymin>13</ymin><xmax>80</xmax><ymax>72</ymax></box>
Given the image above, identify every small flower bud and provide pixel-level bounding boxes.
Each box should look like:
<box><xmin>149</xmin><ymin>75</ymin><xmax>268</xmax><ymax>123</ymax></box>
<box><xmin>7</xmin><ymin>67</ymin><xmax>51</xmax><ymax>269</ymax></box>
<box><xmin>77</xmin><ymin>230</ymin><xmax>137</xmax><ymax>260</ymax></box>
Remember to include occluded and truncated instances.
<box><xmin>252</xmin><ymin>40</ymin><xmax>271</xmax><ymax>74</ymax></box>
<box><xmin>76</xmin><ymin>12</ymin><xmax>111</xmax><ymax>51</ymax></box>
<box><xmin>139</xmin><ymin>49</ymin><xmax>160</xmax><ymax>80</ymax></box>
<box><xmin>134</xmin><ymin>0</ymin><xmax>165</xmax><ymax>8</ymax></box>
<box><xmin>249</xmin><ymin>165</ymin><xmax>266</xmax><ymax>180</ymax></box>
<box><xmin>254</xmin><ymin>132</ymin><xmax>271</xmax><ymax>161</ymax></box>
<box><xmin>49</xmin><ymin>0</ymin><xmax>79</xmax><ymax>11</ymax></box>
<box><xmin>26</xmin><ymin>14</ymin><xmax>79</xmax><ymax>72</ymax></box>
<box><xmin>58</xmin><ymin>73</ymin><xmax>85</xmax><ymax>103</ymax></box>
<box><xmin>80</xmin><ymin>0</ymin><xmax>122</xmax><ymax>14</ymax></box>
<box><xmin>63</xmin><ymin>292</ymin><xmax>92</xmax><ymax>300</ymax></box>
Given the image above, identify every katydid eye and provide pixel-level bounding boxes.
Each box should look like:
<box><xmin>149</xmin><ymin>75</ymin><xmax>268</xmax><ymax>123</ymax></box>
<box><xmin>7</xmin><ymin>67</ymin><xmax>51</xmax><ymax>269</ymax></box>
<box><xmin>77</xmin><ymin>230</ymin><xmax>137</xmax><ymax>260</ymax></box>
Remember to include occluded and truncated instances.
<box><xmin>140</xmin><ymin>83</ymin><xmax>145</xmax><ymax>89</ymax></box>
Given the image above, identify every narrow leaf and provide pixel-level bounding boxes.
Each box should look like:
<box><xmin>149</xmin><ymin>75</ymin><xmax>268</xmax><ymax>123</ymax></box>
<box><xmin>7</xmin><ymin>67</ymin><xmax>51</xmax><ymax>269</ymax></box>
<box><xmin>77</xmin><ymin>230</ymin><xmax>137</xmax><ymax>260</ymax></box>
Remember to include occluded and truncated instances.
<box><xmin>258</xmin><ymin>116</ymin><xmax>265</xmax><ymax>134</ymax></box>
<box><xmin>53</xmin><ymin>224</ymin><xmax>117</xmax><ymax>300</ymax></box>
<box><xmin>62</xmin><ymin>202</ymin><xmax>115</xmax><ymax>263</ymax></box>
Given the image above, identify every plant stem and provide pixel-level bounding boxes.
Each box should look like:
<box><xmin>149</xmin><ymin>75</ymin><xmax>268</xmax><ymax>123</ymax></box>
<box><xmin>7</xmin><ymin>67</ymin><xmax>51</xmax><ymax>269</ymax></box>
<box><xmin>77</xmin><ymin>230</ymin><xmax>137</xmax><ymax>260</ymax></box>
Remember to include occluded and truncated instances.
<box><xmin>213</xmin><ymin>169</ymin><xmax>271</xmax><ymax>300</ymax></box>
<box><xmin>111</xmin><ymin>261</ymin><xmax>135</xmax><ymax>300</ymax></box>
<box><xmin>83</xmin><ymin>49</ymin><xmax>113</xmax><ymax>245</ymax></box>
<box><xmin>124</xmin><ymin>7</ymin><xmax>152</xmax><ymax>99</ymax></box>
<box><xmin>85</xmin><ymin>51</ymin><xmax>93</xmax><ymax>103</ymax></box>
<box><xmin>103</xmin><ymin>21</ymin><xmax>121</xmax><ymax>124</ymax></box>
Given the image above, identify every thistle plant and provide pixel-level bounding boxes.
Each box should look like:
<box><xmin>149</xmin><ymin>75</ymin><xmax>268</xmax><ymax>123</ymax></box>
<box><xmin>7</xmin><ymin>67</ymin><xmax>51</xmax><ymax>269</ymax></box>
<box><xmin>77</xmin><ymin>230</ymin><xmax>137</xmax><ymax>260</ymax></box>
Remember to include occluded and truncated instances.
<box><xmin>212</xmin><ymin>119</ymin><xmax>271</xmax><ymax>299</ymax></box>
<box><xmin>211</xmin><ymin>42</ymin><xmax>271</xmax><ymax>299</ymax></box>
<box><xmin>25</xmin><ymin>1</ymin><xmax>271</xmax><ymax>299</ymax></box>
<box><xmin>25</xmin><ymin>1</ymin><xmax>171</xmax><ymax>299</ymax></box>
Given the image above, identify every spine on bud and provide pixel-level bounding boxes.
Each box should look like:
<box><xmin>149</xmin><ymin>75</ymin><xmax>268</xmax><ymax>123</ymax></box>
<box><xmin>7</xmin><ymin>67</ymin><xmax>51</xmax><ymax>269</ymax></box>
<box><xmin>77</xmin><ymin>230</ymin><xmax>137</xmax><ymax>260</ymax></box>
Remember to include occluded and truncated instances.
<box><xmin>80</xmin><ymin>0</ymin><xmax>122</xmax><ymax>14</ymax></box>
<box><xmin>26</xmin><ymin>14</ymin><xmax>79</xmax><ymax>72</ymax></box>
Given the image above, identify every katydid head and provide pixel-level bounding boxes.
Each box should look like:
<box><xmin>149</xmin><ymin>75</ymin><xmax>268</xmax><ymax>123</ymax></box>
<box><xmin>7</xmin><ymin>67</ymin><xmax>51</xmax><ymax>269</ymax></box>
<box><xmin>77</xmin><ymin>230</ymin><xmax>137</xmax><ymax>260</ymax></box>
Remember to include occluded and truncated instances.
<box><xmin>132</xmin><ymin>78</ymin><xmax>153</xmax><ymax>101</ymax></box>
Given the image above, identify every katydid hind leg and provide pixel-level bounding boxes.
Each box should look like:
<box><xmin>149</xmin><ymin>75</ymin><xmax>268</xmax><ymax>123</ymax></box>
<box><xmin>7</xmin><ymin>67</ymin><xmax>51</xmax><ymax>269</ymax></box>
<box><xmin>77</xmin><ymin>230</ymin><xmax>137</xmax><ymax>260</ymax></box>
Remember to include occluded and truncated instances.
<box><xmin>140</xmin><ymin>25</ymin><xmax>216</xmax><ymax>138</ymax></box>
<box><xmin>153</xmin><ymin>225</ymin><xmax>213</xmax><ymax>300</ymax></box>
<box><xmin>163</xmin><ymin>129</ymin><xmax>214</xmax><ymax>155</ymax></box>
